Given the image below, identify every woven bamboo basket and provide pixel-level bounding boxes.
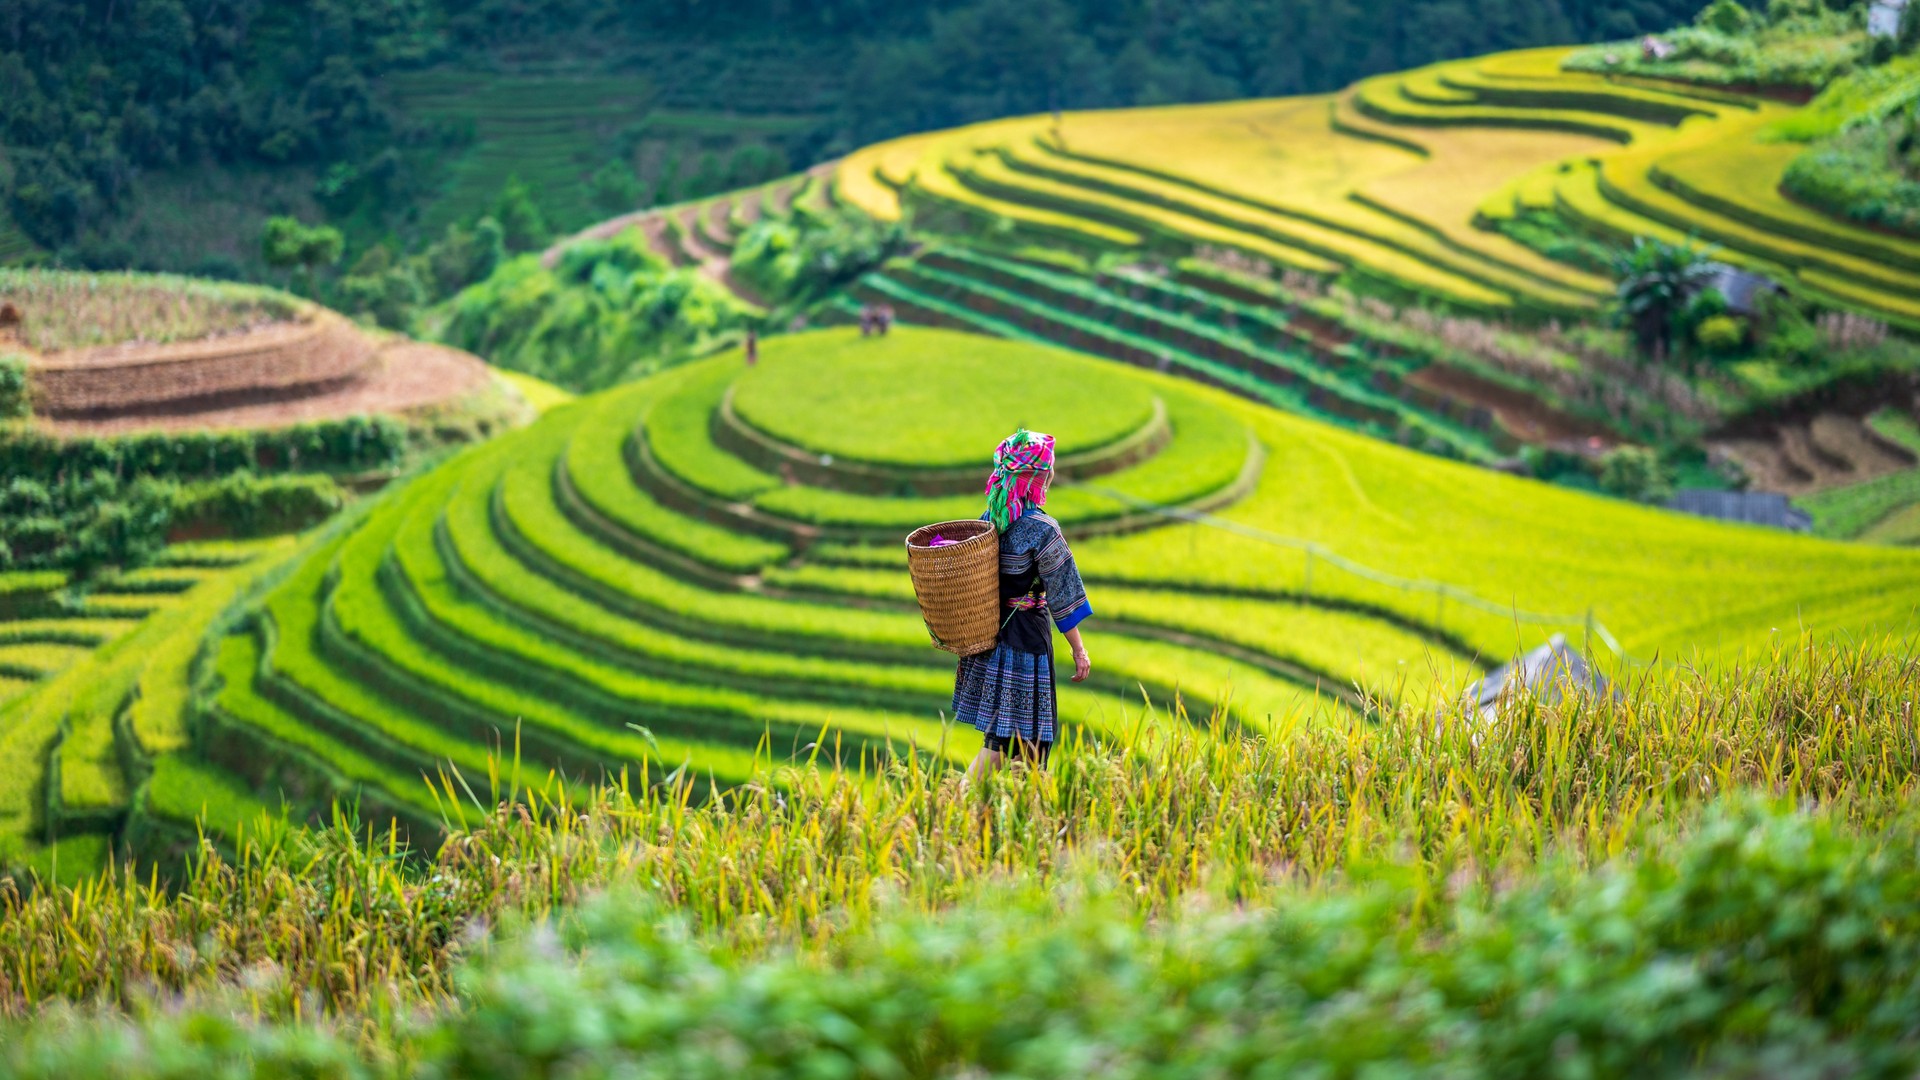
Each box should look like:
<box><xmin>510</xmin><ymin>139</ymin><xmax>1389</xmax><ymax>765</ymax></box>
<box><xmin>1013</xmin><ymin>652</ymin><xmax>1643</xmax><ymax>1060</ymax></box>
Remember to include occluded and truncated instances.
<box><xmin>904</xmin><ymin>519</ymin><xmax>1000</xmax><ymax>656</ymax></box>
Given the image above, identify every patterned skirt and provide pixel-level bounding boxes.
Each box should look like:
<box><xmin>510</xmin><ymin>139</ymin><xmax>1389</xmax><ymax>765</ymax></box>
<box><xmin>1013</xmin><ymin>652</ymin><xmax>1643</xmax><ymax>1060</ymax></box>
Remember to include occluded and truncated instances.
<box><xmin>952</xmin><ymin>643</ymin><xmax>1057</xmax><ymax>744</ymax></box>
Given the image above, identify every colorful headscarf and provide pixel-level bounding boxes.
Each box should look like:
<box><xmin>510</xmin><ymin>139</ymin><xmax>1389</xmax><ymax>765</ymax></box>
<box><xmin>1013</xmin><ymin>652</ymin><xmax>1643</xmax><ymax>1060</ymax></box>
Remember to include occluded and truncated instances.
<box><xmin>985</xmin><ymin>429</ymin><xmax>1056</xmax><ymax>534</ymax></box>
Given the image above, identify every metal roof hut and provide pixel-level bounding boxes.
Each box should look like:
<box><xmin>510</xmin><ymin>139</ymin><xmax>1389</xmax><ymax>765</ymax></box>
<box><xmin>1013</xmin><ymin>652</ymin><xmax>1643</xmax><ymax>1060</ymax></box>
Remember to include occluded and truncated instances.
<box><xmin>1463</xmin><ymin>634</ymin><xmax>1614</xmax><ymax>724</ymax></box>
<box><xmin>1870</xmin><ymin>0</ymin><xmax>1909</xmax><ymax>38</ymax></box>
<box><xmin>1704</xmin><ymin>266</ymin><xmax>1782</xmax><ymax>317</ymax></box>
<box><xmin>1667</xmin><ymin>489</ymin><xmax>1812</xmax><ymax>532</ymax></box>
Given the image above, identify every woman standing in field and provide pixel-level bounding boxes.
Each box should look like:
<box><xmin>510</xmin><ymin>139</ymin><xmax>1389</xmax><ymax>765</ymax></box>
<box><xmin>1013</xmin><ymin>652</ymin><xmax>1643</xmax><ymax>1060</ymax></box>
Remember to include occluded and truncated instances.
<box><xmin>956</xmin><ymin>429</ymin><xmax>1093</xmax><ymax>778</ymax></box>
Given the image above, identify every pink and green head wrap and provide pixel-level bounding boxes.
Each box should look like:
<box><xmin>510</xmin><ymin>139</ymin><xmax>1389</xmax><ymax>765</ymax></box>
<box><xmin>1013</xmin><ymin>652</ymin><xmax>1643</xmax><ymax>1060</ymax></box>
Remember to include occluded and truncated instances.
<box><xmin>985</xmin><ymin>428</ymin><xmax>1055</xmax><ymax>533</ymax></box>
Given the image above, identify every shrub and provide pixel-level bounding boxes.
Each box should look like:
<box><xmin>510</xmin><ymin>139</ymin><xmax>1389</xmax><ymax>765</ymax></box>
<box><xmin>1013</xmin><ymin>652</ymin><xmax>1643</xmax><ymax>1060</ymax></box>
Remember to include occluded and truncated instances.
<box><xmin>434</xmin><ymin>242</ymin><xmax>749</xmax><ymax>391</ymax></box>
<box><xmin>1783</xmin><ymin>116</ymin><xmax>1920</xmax><ymax>238</ymax></box>
<box><xmin>170</xmin><ymin>473</ymin><xmax>345</xmax><ymax>538</ymax></box>
<box><xmin>0</xmin><ymin>354</ymin><xmax>28</xmax><ymax>420</ymax></box>
<box><xmin>1695</xmin><ymin>313</ymin><xmax>1747</xmax><ymax>353</ymax></box>
<box><xmin>1599</xmin><ymin>444</ymin><xmax>1674</xmax><ymax>502</ymax></box>
<box><xmin>1700</xmin><ymin>0</ymin><xmax>1751</xmax><ymax>35</ymax></box>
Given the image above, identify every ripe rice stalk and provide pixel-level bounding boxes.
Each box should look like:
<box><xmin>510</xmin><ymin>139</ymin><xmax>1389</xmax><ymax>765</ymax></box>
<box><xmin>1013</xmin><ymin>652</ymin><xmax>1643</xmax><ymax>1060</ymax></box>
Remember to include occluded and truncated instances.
<box><xmin>0</xmin><ymin>634</ymin><xmax>1914</xmax><ymax>1024</ymax></box>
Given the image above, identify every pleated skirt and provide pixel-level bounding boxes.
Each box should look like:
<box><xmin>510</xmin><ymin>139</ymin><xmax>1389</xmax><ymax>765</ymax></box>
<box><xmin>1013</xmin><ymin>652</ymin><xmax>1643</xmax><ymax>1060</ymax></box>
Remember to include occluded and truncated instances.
<box><xmin>952</xmin><ymin>642</ymin><xmax>1057</xmax><ymax>744</ymax></box>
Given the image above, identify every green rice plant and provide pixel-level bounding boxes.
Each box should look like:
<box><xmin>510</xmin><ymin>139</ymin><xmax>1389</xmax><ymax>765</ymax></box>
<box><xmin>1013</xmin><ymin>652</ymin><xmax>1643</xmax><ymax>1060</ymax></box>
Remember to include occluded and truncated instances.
<box><xmin>639</xmin><ymin>358</ymin><xmax>781</xmax><ymax>500</ymax></box>
<box><xmin>0</xmin><ymin>643</ymin><xmax>92</xmax><ymax>679</ymax></box>
<box><xmin>729</xmin><ymin>326</ymin><xmax>1160</xmax><ymax>469</ymax></box>
<box><xmin>504</xmin><ymin>437</ymin><xmax>925</xmax><ymax>654</ymax></box>
<box><xmin>435</xmin><ymin>447</ymin><xmax>956</xmax><ymax>709</ymax></box>
<box><xmin>122</xmin><ymin>540</ymin><xmax>301</xmax><ymax>763</ymax></box>
<box><xmin>1797</xmin><ymin>468</ymin><xmax>1920</xmax><ymax>540</ymax></box>
<box><xmin>365</xmin><ymin>456</ymin><xmax>965</xmax><ymax>761</ymax></box>
<box><xmin>904</xmin><ymin>249</ymin><xmax>1500</xmax><ymax>453</ymax></box>
<box><xmin>137</xmin><ymin>755</ymin><xmax>280</xmax><ymax>845</ymax></box>
<box><xmin>561</xmin><ymin>384</ymin><xmax>790</xmax><ymax>573</ymax></box>
<box><xmin>199</xmin><ymin>630</ymin><xmax>452</xmax><ymax>831</ymax></box>
<box><xmin>315</xmin><ymin>478</ymin><xmax>768</xmax><ymax>783</ymax></box>
<box><xmin>241</xmin><ymin>530</ymin><xmax>504</xmax><ymax>785</ymax></box>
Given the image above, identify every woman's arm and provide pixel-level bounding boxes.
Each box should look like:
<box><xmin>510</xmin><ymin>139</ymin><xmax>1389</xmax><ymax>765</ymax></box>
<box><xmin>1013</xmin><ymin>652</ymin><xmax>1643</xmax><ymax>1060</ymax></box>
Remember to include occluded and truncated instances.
<box><xmin>1063</xmin><ymin>626</ymin><xmax>1091</xmax><ymax>682</ymax></box>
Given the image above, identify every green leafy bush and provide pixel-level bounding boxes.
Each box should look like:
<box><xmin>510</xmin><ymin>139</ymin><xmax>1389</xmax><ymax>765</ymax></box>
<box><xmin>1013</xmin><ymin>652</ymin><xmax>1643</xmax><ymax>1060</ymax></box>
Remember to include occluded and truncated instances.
<box><xmin>732</xmin><ymin>215</ymin><xmax>910</xmax><ymax>304</ymax></box>
<box><xmin>433</xmin><ymin>236</ymin><xmax>749</xmax><ymax>391</ymax></box>
<box><xmin>170</xmin><ymin>473</ymin><xmax>345</xmax><ymax>538</ymax></box>
<box><xmin>0</xmin><ymin>472</ymin><xmax>172</xmax><ymax>578</ymax></box>
<box><xmin>0</xmin><ymin>354</ymin><xmax>27</xmax><ymax>420</ymax></box>
<box><xmin>1599</xmin><ymin>444</ymin><xmax>1674</xmax><ymax>502</ymax></box>
<box><xmin>1783</xmin><ymin>113</ymin><xmax>1920</xmax><ymax>238</ymax></box>
<box><xmin>1694</xmin><ymin>313</ymin><xmax>1747</xmax><ymax>352</ymax></box>
<box><xmin>1565</xmin><ymin>0</ymin><xmax>1873</xmax><ymax>90</ymax></box>
<box><xmin>0</xmin><ymin>415</ymin><xmax>408</xmax><ymax>483</ymax></box>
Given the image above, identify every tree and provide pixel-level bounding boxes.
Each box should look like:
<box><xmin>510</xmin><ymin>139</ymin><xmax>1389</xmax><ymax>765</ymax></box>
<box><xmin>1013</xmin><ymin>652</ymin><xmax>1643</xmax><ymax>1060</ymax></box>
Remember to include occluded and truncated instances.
<box><xmin>491</xmin><ymin>177</ymin><xmax>550</xmax><ymax>253</ymax></box>
<box><xmin>1598</xmin><ymin>445</ymin><xmax>1673</xmax><ymax>503</ymax></box>
<box><xmin>1610</xmin><ymin>237</ymin><xmax>1722</xmax><ymax>361</ymax></box>
<box><xmin>261</xmin><ymin>215</ymin><xmax>344</xmax><ymax>295</ymax></box>
<box><xmin>590</xmin><ymin>159</ymin><xmax>643</xmax><ymax>214</ymax></box>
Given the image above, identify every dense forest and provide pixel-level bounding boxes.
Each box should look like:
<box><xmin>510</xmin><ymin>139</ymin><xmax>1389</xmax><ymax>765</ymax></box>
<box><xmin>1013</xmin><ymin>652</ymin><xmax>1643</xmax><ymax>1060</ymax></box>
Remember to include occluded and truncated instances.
<box><xmin>2</xmin><ymin>0</ymin><xmax>1710</xmax><ymax>273</ymax></box>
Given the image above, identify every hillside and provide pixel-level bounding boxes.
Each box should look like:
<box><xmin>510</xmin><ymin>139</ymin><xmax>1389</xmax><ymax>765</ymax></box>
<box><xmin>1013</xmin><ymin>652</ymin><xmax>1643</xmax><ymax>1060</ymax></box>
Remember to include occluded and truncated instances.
<box><xmin>9</xmin><ymin>324</ymin><xmax>1916</xmax><ymax>880</ymax></box>
<box><xmin>0</xmin><ymin>0</ymin><xmax>1701</xmax><ymax>281</ymax></box>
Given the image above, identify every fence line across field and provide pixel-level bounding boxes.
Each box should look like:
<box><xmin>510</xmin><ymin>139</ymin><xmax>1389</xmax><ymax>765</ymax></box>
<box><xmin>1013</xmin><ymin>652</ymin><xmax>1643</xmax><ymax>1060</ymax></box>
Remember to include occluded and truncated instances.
<box><xmin>1068</xmin><ymin>482</ymin><xmax>1630</xmax><ymax>662</ymax></box>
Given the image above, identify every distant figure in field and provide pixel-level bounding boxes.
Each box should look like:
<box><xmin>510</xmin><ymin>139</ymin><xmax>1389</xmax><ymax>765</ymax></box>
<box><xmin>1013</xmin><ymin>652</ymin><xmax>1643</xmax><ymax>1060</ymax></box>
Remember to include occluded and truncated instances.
<box><xmin>744</xmin><ymin>328</ymin><xmax>759</xmax><ymax>367</ymax></box>
<box><xmin>877</xmin><ymin>303</ymin><xmax>895</xmax><ymax>336</ymax></box>
<box><xmin>858</xmin><ymin>304</ymin><xmax>875</xmax><ymax>337</ymax></box>
<box><xmin>0</xmin><ymin>301</ymin><xmax>20</xmax><ymax>344</ymax></box>
<box><xmin>958</xmin><ymin>429</ymin><xmax>1093</xmax><ymax>780</ymax></box>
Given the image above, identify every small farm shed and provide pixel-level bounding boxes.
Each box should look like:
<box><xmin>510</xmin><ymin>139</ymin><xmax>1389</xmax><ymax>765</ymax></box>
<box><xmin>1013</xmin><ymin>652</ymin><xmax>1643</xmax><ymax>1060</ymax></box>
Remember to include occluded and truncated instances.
<box><xmin>1704</xmin><ymin>266</ymin><xmax>1782</xmax><ymax>317</ymax></box>
<box><xmin>1870</xmin><ymin>0</ymin><xmax>1908</xmax><ymax>38</ymax></box>
<box><xmin>1667</xmin><ymin>489</ymin><xmax>1812</xmax><ymax>531</ymax></box>
<box><xmin>1462</xmin><ymin>634</ymin><xmax>1612</xmax><ymax>723</ymax></box>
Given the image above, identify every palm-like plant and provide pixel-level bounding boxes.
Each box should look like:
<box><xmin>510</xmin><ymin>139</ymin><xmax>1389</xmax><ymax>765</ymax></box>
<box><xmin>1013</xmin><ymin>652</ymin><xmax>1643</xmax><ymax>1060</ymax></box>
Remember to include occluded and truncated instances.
<box><xmin>1610</xmin><ymin>237</ymin><xmax>1723</xmax><ymax>361</ymax></box>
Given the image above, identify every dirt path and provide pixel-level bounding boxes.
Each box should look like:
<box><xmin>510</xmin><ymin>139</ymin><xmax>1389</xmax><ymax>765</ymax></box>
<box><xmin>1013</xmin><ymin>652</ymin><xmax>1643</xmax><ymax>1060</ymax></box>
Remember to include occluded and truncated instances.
<box><xmin>40</xmin><ymin>339</ymin><xmax>493</xmax><ymax>437</ymax></box>
<box><xmin>704</xmin><ymin>199</ymin><xmax>735</xmax><ymax>247</ymax></box>
<box><xmin>1406</xmin><ymin>362</ymin><xmax>1613</xmax><ymax>447</ymax></box>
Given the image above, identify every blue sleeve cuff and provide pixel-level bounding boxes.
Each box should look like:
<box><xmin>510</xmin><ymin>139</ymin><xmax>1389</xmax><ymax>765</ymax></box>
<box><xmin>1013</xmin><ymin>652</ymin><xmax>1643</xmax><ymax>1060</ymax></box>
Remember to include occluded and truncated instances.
<box><xmin>1054</xmin><ymin>601</ymin><xmax>1092</xmax><ymax>633</ymax></box>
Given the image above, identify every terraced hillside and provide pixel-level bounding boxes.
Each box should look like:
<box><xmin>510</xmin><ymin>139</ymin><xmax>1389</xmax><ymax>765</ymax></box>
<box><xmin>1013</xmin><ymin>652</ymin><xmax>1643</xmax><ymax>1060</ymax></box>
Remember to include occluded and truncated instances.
<box><xmin>836</xmin><ymin>46</ymin><xmax>1920</xmax><ymax>330</ymax></box>
<box><xmin>0</xmin><ymin>541</ymin><xmax>298</xmax><ymax>883</ymax></box>
<box><xmin>848</xmin><ymin>246</ymin><xmax>1548</xmax><ymax>462</ymax></box>
<box><xmin>22</xmin><ymin>325</ymin><xmax>1915</xmax><ymax>877</ymax></box>
<box><xmin>541</xmin><ymin>164</ymin><xmax>838</xmax><ymax>310</ymax></box>
<box><xmin>392</xmin><ymin>65</ymin><xmax>825</xmax><ymax>239</ymax></box>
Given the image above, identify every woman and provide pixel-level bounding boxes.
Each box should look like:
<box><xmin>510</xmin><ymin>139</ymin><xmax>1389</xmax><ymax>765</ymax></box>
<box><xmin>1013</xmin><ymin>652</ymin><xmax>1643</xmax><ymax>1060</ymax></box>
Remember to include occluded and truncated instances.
<box><xmin>954</xmin><ymin>429</ymin><xmax>1093</xmax><ymax>778</ymax></box>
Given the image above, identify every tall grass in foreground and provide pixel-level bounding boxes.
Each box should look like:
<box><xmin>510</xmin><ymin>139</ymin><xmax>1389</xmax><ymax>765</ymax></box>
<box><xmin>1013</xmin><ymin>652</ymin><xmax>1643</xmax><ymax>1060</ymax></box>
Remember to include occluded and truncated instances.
<box><xmin>0</xmin><ymin>636</ymin><xmax>1915</xmax><ymax>1030</ymax></box>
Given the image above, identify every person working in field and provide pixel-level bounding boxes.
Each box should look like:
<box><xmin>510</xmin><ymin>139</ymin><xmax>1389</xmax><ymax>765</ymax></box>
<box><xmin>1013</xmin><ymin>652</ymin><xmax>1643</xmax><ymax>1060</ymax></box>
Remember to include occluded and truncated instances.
<box><xmin>957</xmin><ymin>429</ymin><xmax>1093</xmax><ymax>779</ymax></box>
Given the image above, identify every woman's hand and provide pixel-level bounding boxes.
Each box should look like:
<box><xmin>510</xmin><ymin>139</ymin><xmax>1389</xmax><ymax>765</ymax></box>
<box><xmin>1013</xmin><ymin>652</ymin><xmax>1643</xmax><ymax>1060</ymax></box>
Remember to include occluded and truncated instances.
<box><xmin>1064</xmin><ymin>626</ymin><xmax>1091</xmax><ymax>682</ymax></box>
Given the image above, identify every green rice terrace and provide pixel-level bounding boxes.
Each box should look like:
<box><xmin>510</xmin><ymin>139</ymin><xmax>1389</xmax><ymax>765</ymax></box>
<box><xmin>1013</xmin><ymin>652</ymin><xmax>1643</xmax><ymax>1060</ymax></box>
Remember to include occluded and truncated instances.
<box><xmin>6</xmin><ymin>325</ymin><xmax>1918</xmax><ymax>883</ymax></box>
<box><xmin>11</xmin><ymin>4</ymin><xmax>1920</xmax><ymax>1072</ymax></box>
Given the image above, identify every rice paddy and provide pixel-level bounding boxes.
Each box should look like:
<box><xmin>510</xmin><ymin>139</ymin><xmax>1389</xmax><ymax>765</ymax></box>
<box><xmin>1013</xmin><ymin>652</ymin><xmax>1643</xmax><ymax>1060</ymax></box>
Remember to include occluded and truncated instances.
<box><xmin>836</xmin><ymin>46</ymin><xmax>1920</xmax><ymax>329</ymax></box>
<box><xmin>7</xmin><ymin>323</ymin><xmax>1912</xmax><ymax>886</ymax></box>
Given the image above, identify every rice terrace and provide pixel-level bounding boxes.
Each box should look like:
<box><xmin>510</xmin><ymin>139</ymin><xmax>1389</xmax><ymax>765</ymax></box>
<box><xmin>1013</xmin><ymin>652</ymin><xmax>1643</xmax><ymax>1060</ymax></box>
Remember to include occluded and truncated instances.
<box><xmin>4</xmin><ymin>1</ymin><xmax>1920</xmax><ymax>1075</ymax></box>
